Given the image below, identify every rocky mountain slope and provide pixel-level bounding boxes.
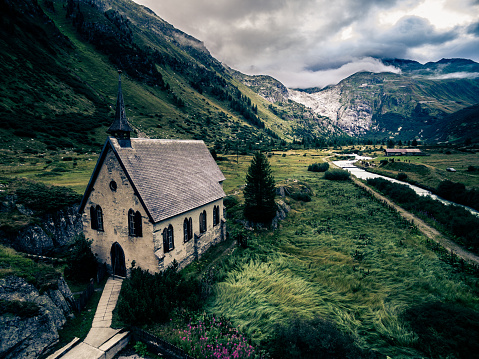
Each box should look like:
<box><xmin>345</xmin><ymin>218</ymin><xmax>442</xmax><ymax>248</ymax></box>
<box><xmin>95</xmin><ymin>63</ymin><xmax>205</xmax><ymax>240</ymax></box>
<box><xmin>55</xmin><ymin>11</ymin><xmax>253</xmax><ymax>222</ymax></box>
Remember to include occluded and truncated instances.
<box><xmin>235</xmin><ymin>58</ymin><xmax>479</xmax><ymax>143</ymax></box>
<box><xmin>0</xmin><ymin>0</ymin><xmax>345</xmax><ymax>154</ymax></box>
<box><xmin>289</xmin><ymin>60</ymin><xmax>479</xmax><ymax>142</ymax></box>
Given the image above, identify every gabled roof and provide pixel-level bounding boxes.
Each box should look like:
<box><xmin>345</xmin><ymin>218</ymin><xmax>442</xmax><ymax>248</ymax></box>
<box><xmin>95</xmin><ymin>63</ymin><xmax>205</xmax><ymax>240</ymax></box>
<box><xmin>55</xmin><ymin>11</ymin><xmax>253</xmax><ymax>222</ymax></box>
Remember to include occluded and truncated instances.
<box><xmin>80</xmin><ymin>138</ymin><xmax>226</xmax><ymax>223</ymax></box>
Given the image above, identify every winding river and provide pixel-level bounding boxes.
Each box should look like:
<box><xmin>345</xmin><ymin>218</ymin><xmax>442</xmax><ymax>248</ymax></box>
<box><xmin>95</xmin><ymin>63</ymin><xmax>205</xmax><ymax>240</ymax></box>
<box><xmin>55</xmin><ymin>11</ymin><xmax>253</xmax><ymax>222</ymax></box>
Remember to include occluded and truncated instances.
<box><xmin>332</xmin><ymin>155</ymin><xmax>479</xmax><ymax>217</ymax></box>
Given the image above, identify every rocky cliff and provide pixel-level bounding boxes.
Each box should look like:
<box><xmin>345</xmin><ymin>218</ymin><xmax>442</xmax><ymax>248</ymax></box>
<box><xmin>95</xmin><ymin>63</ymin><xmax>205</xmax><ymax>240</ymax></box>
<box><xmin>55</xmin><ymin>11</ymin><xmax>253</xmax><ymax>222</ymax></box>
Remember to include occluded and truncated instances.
<box><xmin>0</xmin><ymin>195</ymin><xmax>82</xmax><ymax>255</ymax></box>
<box><xmin>0</xmin><ymin>275</ymin><xmax>75</xmax><ymax>359</ymax></box>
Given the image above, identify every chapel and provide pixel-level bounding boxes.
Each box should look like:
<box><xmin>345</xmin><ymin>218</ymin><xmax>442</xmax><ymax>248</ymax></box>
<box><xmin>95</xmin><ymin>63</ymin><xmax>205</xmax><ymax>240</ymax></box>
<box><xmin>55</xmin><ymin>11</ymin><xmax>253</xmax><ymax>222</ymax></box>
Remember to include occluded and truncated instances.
<box><xmin>79</xmin><ymin>72</ymin><xmax>226</xmax><ymax>276</ymax></box>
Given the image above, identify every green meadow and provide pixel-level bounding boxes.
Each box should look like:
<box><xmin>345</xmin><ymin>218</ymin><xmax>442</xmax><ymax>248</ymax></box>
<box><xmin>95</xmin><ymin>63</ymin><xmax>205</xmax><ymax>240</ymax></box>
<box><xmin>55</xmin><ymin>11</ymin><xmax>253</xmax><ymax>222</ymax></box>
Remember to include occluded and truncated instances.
<box><xmin>367</xmin><ymin>148</ymin><xmax>479</xmax><ymax>189</ymax></box>
<box><xmin>210</xmin><ymin>152</ymin><xmax>479</xmax><ymax>358</ymax></box>
<box><xmin>3</xmin><ymin>149</ymin><xmax>479</xmax><ymax>357</ymax></box>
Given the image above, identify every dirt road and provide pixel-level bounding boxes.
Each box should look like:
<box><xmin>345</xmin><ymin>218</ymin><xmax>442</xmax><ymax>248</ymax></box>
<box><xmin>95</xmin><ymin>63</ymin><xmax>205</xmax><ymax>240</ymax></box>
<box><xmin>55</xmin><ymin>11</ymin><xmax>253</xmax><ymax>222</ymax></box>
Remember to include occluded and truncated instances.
<box><xmin>353</xmin><ymin>178</ymin><xmax>479</xmax><ymax>266</ymax></box>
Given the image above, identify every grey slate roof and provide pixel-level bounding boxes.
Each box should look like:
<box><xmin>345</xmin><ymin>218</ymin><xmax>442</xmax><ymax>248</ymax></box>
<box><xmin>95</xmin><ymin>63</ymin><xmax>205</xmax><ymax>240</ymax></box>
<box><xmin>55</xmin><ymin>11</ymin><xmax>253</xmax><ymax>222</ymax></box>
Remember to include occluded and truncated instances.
<box><xmin>81</xmin><ymin>137</ymin><xmax>226</xmax><ymax>223</ymax></box>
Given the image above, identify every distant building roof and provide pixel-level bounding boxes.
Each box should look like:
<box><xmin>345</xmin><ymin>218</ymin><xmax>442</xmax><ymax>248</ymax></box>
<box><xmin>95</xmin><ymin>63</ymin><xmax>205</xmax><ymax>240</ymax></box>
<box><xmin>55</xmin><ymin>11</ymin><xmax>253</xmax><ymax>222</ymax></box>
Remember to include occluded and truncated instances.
<box><xmin>385</xmin><ymin>148</ymin><xmax>423</xmax><ymax>154</ymax></box>
<box><xmin>80</xmin><ymin>138</ymin><xmax>226</xmax><ymax>223</ymax></box>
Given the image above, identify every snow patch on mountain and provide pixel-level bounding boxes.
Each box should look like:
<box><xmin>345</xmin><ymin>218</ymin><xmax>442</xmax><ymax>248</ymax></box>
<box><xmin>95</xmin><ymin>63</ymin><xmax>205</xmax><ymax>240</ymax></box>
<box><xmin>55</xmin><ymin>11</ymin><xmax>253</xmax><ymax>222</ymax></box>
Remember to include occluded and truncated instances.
<box><xmin>288</xmin><ymin>87</ymin><xmax>374</xmax><ymax>136</ymax></box>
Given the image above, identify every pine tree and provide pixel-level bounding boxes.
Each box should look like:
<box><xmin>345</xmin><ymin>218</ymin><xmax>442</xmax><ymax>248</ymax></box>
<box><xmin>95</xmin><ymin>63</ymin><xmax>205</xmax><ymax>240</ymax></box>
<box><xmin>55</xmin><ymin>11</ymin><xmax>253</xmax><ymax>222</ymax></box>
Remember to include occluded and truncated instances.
<box><xmin>243</xmin><ymin>152</ymin><xmax>276</xmax><ymax>223</ymax></box>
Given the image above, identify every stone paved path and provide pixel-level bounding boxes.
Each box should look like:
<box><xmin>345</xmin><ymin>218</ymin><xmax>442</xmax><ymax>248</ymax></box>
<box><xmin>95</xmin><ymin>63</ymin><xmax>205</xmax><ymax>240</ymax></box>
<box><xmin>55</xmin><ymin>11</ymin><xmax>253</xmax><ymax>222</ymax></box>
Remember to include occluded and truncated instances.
<box><xmin>47</xmin><ymin>277</ymin><xmax>129</xmax><ymax>359</ymax></box>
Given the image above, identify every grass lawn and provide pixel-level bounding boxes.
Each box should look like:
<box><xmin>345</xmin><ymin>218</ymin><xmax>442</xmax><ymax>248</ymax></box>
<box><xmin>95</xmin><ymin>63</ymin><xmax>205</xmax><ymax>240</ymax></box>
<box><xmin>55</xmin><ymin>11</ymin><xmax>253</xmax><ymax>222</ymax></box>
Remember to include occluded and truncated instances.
<box><xmin>210</xmin><ymin>153</ymin><xmax>479</xmax><ymax>358</ymax></box>
<box><xmin>364</xmin><ymin>148</ymin><xmax>479</xmax><ymax>190</ymax></box>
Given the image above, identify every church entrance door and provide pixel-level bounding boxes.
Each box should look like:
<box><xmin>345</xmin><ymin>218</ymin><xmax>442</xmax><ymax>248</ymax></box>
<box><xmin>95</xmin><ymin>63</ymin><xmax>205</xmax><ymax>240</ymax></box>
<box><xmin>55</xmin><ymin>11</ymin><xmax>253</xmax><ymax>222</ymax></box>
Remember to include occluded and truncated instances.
<box><xmin>110</xmin><ymin>242</ymin><xmax>126</xmax><ymax>277</ymax></box>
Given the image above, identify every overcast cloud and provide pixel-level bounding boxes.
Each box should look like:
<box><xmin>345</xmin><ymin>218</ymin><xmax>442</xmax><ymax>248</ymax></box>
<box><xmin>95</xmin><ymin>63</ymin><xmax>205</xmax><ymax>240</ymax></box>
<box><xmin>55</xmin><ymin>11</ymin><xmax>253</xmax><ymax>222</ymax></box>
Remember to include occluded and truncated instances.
<box><xmin>134</xmin><ymin>0</ymin><xmax>479</xmax><ymax>88</ymax></box>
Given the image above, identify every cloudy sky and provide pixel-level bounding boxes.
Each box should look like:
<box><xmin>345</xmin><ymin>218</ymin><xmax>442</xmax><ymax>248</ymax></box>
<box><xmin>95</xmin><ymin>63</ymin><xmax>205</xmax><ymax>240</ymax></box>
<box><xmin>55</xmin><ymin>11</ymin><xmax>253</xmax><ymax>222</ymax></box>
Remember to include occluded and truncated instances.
<box><xmin>134</xmin><ymin>0</ymin><xmax>479</xmax><ymax>88</ymax></box>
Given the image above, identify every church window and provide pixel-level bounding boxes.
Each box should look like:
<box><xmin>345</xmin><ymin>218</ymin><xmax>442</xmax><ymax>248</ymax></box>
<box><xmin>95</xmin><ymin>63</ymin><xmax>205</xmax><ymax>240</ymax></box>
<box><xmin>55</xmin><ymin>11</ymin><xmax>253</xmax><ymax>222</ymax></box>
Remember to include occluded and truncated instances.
<box><xmin>213</xmin><ymin>205</ymin><xmax>220</xmax><ymax>226</ymax></box>
<box><xmin>109</xmin><ymin>180</ymin><xmax>117</xmax><ymax>191</ymax></box>
<box><xmin>199</xmin><ymin>210</ymin><xmax>207</xmax><ymax>233</ymax></box>
<box><xmin>90</xmin><ymin>206</ymin><xmax>98</xmax><ymax>230</ymax></box>
<box><xmin>90</xmin><ymin>205</ymin><xmax>103</xmax><ymax>231</ymax></box>
<box><xmin>184</xmin><ymin>217</ymin><xmax>193</xmax><ymax>242</ymax></box>
<box><xmin>96</xmin><ymin>205</ymin><xmax>104</xmax><ymax>231</ymax></box>
<box><xmin>128</xmin><ymin>209</ymin><xmax>142</xmax><ymax>237</ymax></box>
<box><xmin>134</xmin><ymin>211</ymin><xmax>142</xmax><ymax>237</ymax></box>
<box><xmin>164</xmin><ymin>225</ymin><xmax>174</xmax><ymax>252</ymax></box>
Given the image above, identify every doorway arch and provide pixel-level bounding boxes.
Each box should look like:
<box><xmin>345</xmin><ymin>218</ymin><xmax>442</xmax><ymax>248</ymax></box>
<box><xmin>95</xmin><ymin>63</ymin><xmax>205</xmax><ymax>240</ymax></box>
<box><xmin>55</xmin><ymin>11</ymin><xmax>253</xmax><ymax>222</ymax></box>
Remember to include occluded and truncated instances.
<box><xmin>110</xmin><ymin>242</ymin><xmax>126</xmax><ymax>277</ymax></box>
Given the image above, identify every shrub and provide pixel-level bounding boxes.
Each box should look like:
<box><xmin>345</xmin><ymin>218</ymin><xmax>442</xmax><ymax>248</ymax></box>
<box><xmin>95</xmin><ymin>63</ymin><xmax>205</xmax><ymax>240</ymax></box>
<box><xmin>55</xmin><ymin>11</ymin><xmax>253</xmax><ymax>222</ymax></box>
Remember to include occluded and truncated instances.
<box><xmin>402</xmin><ymin>301</ymin><xmax>479</xmax><ymax>358</ymax></box>
<box><xmin>64</xmin><ymin>235</ymin><xmax>98</xmax><ymax>283</ymax></box>
<box><xmin>117</xmin><ymin>263</ymin><xmax>202</xmax><ymax>325</ymax></box>
<box><xmin>397</xmin><ymin>172</ymin><xmax>408</xmax><ymax>181</ymax></box>
<box><xmin>266</xmin><ymin>316</ymin><xmax>376</xmax><ymax>359</ymax></box>
<box><xmin>308</xmin><ymin>162</ymin><xmax>329</xmax><ymax>172</ymax></box>
<box><xmin>367</xmin><ymin>178</ymin><xmax>479</xmax><ymax>252</ymax></box>
<box><xmin>324</xmin><ymin>169</ymin><xmax>350</xmax><ymax>181</ymax></box>
<box><xmin>16</xmin><ymin>180</ymin><xmax>82</xmax><ymax>215</ymax></box>
<box><xmin>290</xmin><ymin>192</ymin><xmax>312</xmax><ymax>202</ymax></box>
<box><xmin>0</xmin><ymin>300</ymin><xmax>41</xmax><ymax>318</ymax></box>
<box><xmin>223</xmin><ymin>195</ymin><xmax>239</xmax><ymax>209</ymax></box>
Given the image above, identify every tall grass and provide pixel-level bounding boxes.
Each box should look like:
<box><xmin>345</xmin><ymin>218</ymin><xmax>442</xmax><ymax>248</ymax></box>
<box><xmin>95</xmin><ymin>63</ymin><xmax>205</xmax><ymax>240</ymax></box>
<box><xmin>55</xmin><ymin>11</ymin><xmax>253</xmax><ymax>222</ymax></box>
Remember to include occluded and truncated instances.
<box><xmin>208</xmin><ymin>174</ymin><xmax>479</xmax><ymax>357</ymax></box>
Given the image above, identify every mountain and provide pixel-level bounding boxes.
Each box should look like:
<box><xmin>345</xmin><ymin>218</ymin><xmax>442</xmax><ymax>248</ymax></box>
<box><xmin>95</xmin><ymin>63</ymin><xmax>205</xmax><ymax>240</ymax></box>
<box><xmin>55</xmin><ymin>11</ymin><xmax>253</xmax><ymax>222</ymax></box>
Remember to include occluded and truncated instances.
<box><xmin>236</xmin><ymin>58</ymin><xmax>479</xmax><ymax>143</ymax></box>
<box><xmin>0</xmin><ymin>0</ymin><xmax>346</xmax><ymax>154</ymax></box>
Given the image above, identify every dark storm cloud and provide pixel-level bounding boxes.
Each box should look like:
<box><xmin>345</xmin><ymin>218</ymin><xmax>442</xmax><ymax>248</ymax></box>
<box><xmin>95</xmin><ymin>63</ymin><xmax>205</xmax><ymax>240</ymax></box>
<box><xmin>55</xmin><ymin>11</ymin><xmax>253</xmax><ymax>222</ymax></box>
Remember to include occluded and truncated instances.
<box><xmin>134</xmin><ymin>0</ymin><xmax>479</xmax><ymax>88</ymax></box>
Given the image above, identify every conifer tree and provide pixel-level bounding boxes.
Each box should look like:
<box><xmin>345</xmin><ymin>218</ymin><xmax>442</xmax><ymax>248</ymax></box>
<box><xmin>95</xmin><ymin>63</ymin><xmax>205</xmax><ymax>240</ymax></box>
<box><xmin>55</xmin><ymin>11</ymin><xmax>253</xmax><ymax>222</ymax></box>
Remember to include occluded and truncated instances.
<box><xmin>243</xmin><ymin>152</ymin><xmax>276</xmax><ymax>223</ymax></box>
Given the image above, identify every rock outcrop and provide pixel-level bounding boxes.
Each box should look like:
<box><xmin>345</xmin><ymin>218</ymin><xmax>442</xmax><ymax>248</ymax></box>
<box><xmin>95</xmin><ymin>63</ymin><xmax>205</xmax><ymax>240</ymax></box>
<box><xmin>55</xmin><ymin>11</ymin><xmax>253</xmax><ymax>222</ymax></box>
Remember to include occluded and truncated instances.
<box><xmin>1</xmin><ymin>204</ymin><xmax>82</xmax><ymax>256</ymax></box>
<box><xmin>0</xmin><ymin>275</ymin><xmax>75</xmax><ymax>359</ymax></box>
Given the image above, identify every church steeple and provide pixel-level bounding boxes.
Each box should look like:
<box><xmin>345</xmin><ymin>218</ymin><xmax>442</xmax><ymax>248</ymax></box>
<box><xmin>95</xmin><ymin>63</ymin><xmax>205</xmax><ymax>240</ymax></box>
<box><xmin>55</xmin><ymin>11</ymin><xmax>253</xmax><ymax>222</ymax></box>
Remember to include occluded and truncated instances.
<box><xmin>108</xmin><ymin>70</ymin><xmax>133</xmax><ymax>147</ymax></box>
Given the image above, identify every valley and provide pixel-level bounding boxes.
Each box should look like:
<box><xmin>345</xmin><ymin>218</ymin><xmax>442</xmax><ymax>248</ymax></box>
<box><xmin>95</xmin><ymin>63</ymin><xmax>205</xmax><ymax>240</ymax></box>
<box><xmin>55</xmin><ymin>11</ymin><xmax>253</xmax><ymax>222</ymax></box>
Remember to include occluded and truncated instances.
<box><xmin>1</xmin><ymin>0</ymin><xmax>479</xmax><ymax>358</ymax></box>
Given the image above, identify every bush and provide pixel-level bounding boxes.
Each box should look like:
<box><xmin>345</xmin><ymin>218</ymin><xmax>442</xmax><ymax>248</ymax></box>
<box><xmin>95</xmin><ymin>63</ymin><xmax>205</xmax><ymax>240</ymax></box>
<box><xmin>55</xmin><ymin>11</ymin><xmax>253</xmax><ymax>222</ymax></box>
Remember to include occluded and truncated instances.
<box><xmin>266</xmin><ymin>316</ymin><xmax>377</xmax><ymax>359</ymax></box>
<box><xmin>367</xmin><ymin>178</ymin><xmax>479</xmax><ymax>252</ymax></box>
<box><xmin>402</xmin><ymin>301</ymin><xmax>479</xmax><ymax>358</ymax></box>
<box><xmin>117</xmin><ymin>263</ymin><xmax>202</xmax><ymax>325</ymax></box>
<box><xmin>16</xmin><ymin>180</ymin><xmax>82</xmax><ymax>215</ymax></box>
<box><xmin>223</xmin><ymin>195</ymin><xmax>239</xmax><ymax>209</ymax></box>
<box><xmin>308</xmin><ymin>162</ymin><xmax>329</xmax><ymax>172</ymax></box>
<box><xmin>290</xmin><ymin>192</ymin><xmax>312</xmax><ymax>202</ymax></box>
<box><xmin>324</xmin><ymin>169</ymin><xmax>350</xmax><ymax>181</ymax></box>
<box><xmin>397</xmin><ymin>172</ymin><xmax>408</xmax><ymax>181</ymax></box>
<box><xmin>64</xmin><ymin>235</ymin><xmax>98</xmax><ymax>283</ymax></box>
<box><xmin>0</xmin><ymin>300</ymin><xmax>41</xmax><ymax>318</ymax></box>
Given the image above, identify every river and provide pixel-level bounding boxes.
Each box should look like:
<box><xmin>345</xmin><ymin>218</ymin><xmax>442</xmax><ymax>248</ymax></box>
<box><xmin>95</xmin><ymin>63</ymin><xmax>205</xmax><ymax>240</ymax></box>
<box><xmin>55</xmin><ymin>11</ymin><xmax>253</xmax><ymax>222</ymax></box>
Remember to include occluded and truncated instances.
<box><xmin>332</xmin><ymin>154</ymin><xmax>479</xmax><ymax>217</ymax></box>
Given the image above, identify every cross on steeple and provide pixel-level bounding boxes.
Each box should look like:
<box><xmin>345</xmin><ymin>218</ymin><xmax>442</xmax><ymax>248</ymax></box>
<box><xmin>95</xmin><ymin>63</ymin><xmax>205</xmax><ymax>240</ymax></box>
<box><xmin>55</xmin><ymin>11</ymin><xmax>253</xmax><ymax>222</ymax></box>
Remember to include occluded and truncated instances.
<box><xmin>108</xmin><ymin>70</ymin><xmax>133</xmax><ymax>147</ymax></box>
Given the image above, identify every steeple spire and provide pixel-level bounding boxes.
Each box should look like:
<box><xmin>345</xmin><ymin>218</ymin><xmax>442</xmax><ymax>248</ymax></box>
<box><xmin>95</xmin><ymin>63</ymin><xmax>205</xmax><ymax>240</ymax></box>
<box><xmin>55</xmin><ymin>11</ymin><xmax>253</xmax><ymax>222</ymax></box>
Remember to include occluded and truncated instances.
<box><xmin>108</xmin><ymin>70</ymin><xmax>133</xmax><ymax>147</ymax></box>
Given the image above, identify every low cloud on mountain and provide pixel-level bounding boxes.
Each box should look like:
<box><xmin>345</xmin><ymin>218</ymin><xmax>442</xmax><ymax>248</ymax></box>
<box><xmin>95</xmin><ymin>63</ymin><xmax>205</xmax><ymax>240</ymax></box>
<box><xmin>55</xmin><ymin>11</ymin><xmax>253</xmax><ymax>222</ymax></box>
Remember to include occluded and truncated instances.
<box><xmin>137</xmin><ymin>0</ymin><xmax>478</xmax><ymax>88</ymax></box>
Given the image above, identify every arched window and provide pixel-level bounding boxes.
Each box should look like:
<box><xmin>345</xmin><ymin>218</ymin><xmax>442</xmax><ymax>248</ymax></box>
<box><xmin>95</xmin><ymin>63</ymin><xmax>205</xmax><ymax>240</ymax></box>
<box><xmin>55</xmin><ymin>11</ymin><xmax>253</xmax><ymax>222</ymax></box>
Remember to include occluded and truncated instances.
<box><xmin>90</xmin><ymin>206</ymin><xmax>98</xmax><ymax>230</ymax></box>
<box><xmin>128</xmin><ymin>209</ymin><xmax>135</xmax><ymax>236</ymax></box>
<box><xmin>188</xmin><ymin>218</ymin><xmax>193</xmax><ymax>239</ymax></box>
<box><xmin>134</xmin><ymin>211</ymin><xmax>142</xmax><ymax>237</ymax></box>
<box><xmin>202</xmin><ymin>210</ymin><xmax>207</xmax><ymax>232</ymax></box>
<box><xmin>184</xmin><ymin>217</ymin><xmax>193</xmax><ymax>242</ymax></box>
<box><xmin>164</xmin><ymin>225</ymin><xmax>174</xmax><ymax>253</ymax></box>
<box><xmin>213</xmin><ymin>205</ymin><xmax>220</xmax><ymax>226</ymax></box>
<box><xmin>90</xmin><ymin>205</ymin><xmax>104</xmax><ymax>231</ymax></box>
<box><xmin>128</xmin><ymin>209</ymin><xmax>142</xmax><ymax>237</ymax></box>
<box><xmin>96</xmin><ymin>205</ymin><xmax>104</xmax><ymax>231</ymax></box>
<box><xmin>199</xmin><ymin>210</ymin><xmax>207</xmax><ymax>233</ymax></box>
<box><xmin>184</xmin><ymin>218</ymin><xmax>189</xmax><ymax>242</ymax></box>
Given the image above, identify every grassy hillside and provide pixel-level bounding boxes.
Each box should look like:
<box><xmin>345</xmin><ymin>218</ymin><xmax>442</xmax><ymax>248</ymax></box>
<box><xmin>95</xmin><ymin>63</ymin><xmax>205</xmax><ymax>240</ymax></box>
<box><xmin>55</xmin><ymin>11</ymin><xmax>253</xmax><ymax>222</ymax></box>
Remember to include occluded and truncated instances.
<box><xmin>0</xmin><ymin>0</ymin><xmax>349</xmax><ymax>156</ymax></box>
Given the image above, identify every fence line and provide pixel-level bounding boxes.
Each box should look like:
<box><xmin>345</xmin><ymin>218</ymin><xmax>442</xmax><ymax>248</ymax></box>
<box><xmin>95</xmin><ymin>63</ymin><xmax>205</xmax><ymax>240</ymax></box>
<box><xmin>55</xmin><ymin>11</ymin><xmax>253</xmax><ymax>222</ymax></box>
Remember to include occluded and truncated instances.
<box><xmin>74</xmin><ymin>278</ymin><xmax>94</xmax><ymax>312</ymax></box>
<box><xmin>131</xmin><ymin>327</ymin><xmax>196</xmax><ymax>359</ymax></box>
